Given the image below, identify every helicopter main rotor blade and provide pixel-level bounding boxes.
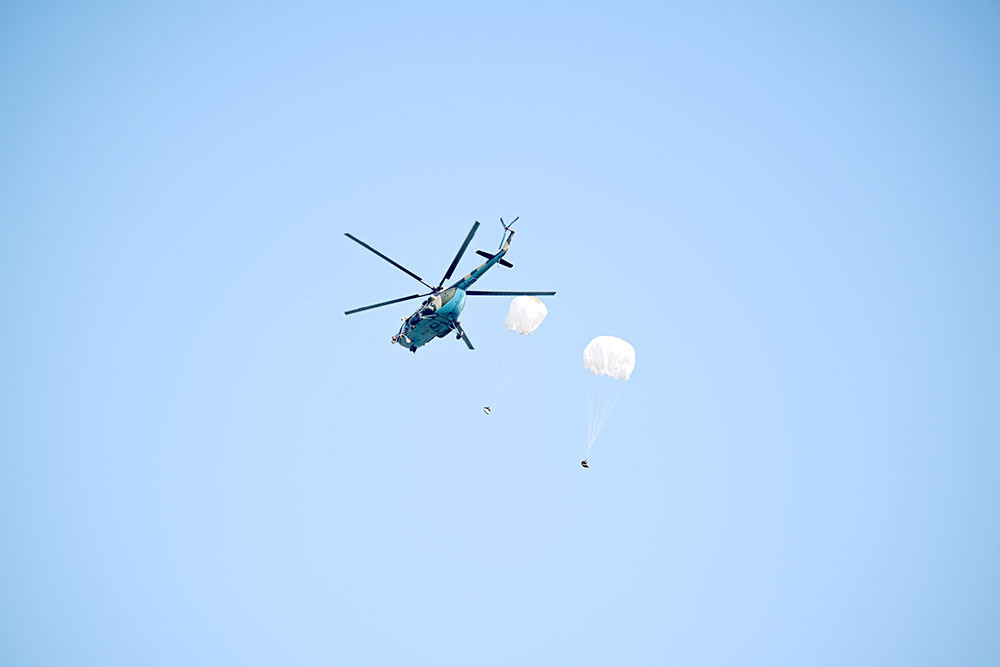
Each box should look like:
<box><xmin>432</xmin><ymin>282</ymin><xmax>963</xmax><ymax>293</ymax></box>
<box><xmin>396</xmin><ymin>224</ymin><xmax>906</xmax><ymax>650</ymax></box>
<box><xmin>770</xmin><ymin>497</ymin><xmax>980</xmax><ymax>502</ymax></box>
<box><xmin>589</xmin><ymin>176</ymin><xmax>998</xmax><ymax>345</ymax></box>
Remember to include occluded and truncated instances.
<box><xmin>438</xmin><ymin>221</ymin><xmax>480</xmax><ymax>287</ymax></box>
<box><xmin>344</xmin><ymin>233</ymin><xmax>433</xmax><ymax>290</ymax></box>
<box><xmin>344</xmin><ymin>293</ymin><xmax>428</xmax><ymax>315</ymax></box>
<box><xmin>465</xmin><ymin>290</ymin><xmax>556</xmax><ymax>296</ymax></box>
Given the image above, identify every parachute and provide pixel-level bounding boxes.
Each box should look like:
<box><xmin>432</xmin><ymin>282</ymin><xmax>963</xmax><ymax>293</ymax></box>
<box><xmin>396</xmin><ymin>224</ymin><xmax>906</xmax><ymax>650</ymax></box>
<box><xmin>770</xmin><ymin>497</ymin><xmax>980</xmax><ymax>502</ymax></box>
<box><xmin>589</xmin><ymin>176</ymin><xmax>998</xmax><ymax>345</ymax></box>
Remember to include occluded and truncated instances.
<box><xmin>583</xmin><ymin>336</ymin><xmax>635</xmax><ymax>466</ymax></box>
<box><xmin>504</xmin><ymin>295</ymin><xmax>548</xmax><ymax>335</ymax></box>
<box><xmin>483</xmin><ymin>297</ymin><xmax>549</xmax><ymax>414</ymax></box>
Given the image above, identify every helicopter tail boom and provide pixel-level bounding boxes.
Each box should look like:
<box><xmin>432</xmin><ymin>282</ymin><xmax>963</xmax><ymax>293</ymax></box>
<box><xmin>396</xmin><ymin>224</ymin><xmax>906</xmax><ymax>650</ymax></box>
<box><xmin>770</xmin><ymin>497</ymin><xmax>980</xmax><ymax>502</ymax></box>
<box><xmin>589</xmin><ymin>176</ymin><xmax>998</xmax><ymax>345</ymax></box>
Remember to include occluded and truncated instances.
<box><xmin>452</xmin><ymin>218</ymin><xmax>516</xmax><ymax>290</ymax></box>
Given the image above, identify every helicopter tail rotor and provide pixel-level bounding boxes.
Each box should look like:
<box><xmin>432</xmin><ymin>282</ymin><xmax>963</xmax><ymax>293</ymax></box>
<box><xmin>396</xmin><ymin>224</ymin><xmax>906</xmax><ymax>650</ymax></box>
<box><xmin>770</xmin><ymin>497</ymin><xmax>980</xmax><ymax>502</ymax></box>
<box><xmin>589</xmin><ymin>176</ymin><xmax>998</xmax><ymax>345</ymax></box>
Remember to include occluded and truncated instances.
<box><xmin>498</xmin><ymin>216</ymin><xmax>518</xmax><ymax>250</ymax></box>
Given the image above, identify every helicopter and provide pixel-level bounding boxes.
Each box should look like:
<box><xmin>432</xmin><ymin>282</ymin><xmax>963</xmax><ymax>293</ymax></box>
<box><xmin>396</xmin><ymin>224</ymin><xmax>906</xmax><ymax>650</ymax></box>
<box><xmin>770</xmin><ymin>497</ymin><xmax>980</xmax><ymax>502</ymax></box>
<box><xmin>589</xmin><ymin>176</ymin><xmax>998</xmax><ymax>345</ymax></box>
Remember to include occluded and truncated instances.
<box><xmin>344</xmin><ymin>218</ymin><xmax>555</xmax><ymax>352</ymax></box>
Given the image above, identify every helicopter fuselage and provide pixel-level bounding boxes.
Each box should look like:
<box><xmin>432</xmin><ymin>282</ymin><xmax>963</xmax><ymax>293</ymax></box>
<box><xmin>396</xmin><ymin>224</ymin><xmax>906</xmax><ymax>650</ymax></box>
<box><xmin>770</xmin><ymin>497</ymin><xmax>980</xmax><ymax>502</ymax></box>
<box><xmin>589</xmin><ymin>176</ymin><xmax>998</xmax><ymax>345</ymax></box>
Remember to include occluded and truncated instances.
<box><xmin>392</xmin><ymin>286</ymin><xmax>467</xmax><ymax>350</ymax></box>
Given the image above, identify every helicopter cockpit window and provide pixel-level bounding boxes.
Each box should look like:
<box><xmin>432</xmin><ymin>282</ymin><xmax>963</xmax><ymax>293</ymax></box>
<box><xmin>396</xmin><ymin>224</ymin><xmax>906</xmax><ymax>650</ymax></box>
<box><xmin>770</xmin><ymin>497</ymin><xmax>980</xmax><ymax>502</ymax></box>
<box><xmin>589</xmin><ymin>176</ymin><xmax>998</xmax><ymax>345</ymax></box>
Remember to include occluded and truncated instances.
<box><xmin>438</xmin><ymin>288</ymin><xmax>456</xmax><ymax>306</ymax></box>
<box><xmin>420</xmin><ymin>295</ymin><xmax>441</xmax><ymax>316</ymax></box>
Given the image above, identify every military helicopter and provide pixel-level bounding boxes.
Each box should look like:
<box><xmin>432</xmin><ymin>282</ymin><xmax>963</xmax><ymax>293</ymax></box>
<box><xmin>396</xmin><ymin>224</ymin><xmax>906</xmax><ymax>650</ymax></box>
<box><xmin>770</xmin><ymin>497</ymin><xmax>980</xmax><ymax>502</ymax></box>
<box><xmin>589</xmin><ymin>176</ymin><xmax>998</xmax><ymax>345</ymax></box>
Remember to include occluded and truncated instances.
<box><xmin>344</xmin><ymin>218</ymin><xmax>555</xmax><ymax>352</ymax></box>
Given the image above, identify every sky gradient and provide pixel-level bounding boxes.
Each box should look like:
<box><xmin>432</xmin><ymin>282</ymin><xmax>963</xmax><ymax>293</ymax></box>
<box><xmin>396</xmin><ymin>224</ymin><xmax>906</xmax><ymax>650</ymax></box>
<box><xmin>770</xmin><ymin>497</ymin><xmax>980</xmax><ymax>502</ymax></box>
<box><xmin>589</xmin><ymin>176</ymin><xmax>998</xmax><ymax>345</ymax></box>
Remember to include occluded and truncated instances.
<box><xmin>2</xmin><ymin>2</ymin><xmax>999</xmax><ymax>665</ymax></box>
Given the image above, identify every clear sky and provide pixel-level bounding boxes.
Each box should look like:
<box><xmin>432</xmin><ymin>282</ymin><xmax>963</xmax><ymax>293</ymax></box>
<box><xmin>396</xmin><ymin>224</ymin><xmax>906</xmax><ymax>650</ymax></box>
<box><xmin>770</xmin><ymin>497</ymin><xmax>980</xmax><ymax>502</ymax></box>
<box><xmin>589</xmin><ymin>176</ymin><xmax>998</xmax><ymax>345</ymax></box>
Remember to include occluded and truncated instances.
<box><xmin>2</xmin><ymin>2</ymin><xmax>999</xmax><ymax>665</ymax></box>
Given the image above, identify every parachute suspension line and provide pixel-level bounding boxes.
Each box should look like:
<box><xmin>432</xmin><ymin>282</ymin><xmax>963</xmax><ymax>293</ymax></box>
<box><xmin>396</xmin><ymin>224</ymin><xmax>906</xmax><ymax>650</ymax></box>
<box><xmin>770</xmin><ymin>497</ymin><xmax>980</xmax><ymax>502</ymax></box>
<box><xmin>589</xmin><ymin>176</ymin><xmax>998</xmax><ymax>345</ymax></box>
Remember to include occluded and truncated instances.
<box><xmin>485</xmin><ymin>332</ymin><xmax>515</xmax><ymax>412</ymax></box>
<box><xmin>586</xmin><ymin>377</ymin><xmax>596</xmax><ymax>445</ymax></box>
<box><xmin>585</xmin><ymin>374</ymin><xmax>627</xmax><ymax>460</ymax></box>
<box><xmin>593</xmin><ymin>380</ymin><xmax>625</xmax><ymax>445</ymax></box>
<box><xmin>585</xmin><ymin>378</ymin><xmax>595</xmax><ymax>457</ymax></box>
<box><xmin>487</xmin><ymin>296</ymin><xmax>548</xmax><ymax>415</ymax></box>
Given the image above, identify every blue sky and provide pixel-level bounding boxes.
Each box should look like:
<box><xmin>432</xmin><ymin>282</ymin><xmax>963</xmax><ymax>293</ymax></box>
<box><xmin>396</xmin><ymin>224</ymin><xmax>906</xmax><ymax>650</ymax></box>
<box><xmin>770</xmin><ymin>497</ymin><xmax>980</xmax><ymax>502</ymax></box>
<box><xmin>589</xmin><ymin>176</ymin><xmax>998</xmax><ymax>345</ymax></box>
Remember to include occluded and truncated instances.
<box><xmin>2</xmin><ymin>2</ymin><xmax>998</xmax><ymax>665</ymax></box>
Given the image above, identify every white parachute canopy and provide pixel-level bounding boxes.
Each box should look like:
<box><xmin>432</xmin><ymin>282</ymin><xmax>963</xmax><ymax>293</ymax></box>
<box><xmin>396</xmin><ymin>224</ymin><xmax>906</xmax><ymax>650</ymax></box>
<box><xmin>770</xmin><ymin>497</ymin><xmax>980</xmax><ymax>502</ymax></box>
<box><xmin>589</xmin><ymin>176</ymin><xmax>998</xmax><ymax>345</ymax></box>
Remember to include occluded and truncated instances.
<box><xmin>583</xmin><ymin>336</ymin><xmax>635</xmax><ymax>462</ymax></box>
<box><xmin>504</xmin><ymin>295</ymin><xmax>548</xmax><ymax>335</ymax></box>
<box><xmin>583</xmin><ymin>335</ymin><xmax>636</xmax><ymax>380</ymax></box>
